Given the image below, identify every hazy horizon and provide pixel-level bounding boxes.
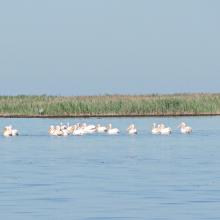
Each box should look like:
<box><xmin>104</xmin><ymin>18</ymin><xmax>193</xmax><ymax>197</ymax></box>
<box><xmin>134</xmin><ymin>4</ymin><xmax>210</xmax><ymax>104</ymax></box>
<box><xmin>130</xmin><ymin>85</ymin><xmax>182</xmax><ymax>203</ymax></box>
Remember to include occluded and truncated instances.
<box><xmin>0</xmin><ymin>0</ymin><xmax>219</xmax><ymax>95</ymax></box>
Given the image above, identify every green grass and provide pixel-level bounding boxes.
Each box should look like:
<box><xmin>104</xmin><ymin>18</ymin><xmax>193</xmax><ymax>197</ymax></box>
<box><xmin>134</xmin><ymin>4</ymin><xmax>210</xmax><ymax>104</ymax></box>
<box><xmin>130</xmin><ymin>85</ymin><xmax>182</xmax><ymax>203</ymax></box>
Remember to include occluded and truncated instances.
<box><xmin>0</xmin><ymin>93</ymin><xmax>220</xmax><ymax>117</ymax></box>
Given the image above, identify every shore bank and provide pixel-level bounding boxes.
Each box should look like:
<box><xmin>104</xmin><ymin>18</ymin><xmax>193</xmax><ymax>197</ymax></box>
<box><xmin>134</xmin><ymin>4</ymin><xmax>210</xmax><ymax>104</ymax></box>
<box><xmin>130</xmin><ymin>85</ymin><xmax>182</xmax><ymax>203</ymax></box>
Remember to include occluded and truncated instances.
<box><xmin>0</xmin><ymin>113</ymin><xmax>220</xmax><ymax>118</ymax></box>
<box><xmin>0</xmin><ymin>94</ymin><xmax>220</xmax><ymax>118</ymax></box>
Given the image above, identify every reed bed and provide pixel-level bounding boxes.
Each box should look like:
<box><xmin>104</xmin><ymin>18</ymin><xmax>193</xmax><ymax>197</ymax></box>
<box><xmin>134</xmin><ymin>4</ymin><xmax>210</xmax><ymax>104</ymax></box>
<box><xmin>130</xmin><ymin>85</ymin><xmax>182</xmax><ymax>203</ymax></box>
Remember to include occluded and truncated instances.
<box><xmin>0</xmin><ymin>94</ymin><xmax>220</xmax><ymax>117</ymax></box>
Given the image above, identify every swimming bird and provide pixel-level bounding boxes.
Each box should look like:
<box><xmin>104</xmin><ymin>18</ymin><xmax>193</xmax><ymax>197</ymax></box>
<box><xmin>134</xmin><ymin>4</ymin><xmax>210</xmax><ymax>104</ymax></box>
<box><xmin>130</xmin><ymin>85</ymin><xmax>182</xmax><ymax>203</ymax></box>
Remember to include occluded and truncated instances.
<box><xmin>72</xmin><ymin>125</ymin><xmax>84</xmax><ymax>136</ymax></box>
<box><xmin>67</xmin><ymin>125</ymin><xmax>75</xmax><ymax>134</ymax></box>
<box><xmin>159</xmin><ymin>124</ymin><xmax>172</xmax><ymax>135</ymax></box>
<box><xmin>3</xmin><ymin>125</ymin><xmax>19</xmax><ymax>137</ymax></box>
<box><xmin>82</xmin><ymin>123</ymin><xmax>96</xmax><ymax>134</ymax></box>
<box><xmin>3</xmin><ymin>126</ymin><xmax>12</xmax><ymax>137</ymax></box>
<box><xmin>96</xmin><ymin>124</ymin><xmax>107</xmax><ymax>133</ymax></box>
<box><xmin>127</xmin><ymin>124</ymin><xmax>137</xmax><ymax>135</ymax></box>
<box><xmin>151</xmin><ymin>123</ymin><xmax>161</xmax><ymax>134</ymax></box>
<box><xmin>11</xmin><ymin>128</ymin><xmax>19</xmax><ymax>136</ymax></box>
<box><xmin>107</xmin><ymin>124</ymin><xmax>120</xmax><ymax>135</ymax></box>
<box><xmin>53</xmin><ymin>126</ymin><xmax>63</xmax><ymax>136</ymax></box>
<box><xmin>178</xmin><ymin>122</ymin><xmax>192</xmax><ymax>134</ymax></box>
<box><xmin>48</xmin><ymin>125</ymin><xmax>56</xmax><ymax>135</ymax></box>
<box><xmin>61</xmin><ymin>128</ymin><xmax>69</xmax><ymax>136</ymax></box>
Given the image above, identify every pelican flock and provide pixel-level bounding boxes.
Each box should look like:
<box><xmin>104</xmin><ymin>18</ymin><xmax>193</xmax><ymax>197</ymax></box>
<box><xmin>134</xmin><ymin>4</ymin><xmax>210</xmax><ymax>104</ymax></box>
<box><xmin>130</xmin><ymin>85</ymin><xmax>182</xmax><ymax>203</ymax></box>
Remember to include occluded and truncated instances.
<box><xmin>2</xmin><ymin>122</ymin><xmax>193</xmax><ymax>137</ymax></box>
<box><xmin>47</xmin><ymin>122</ymin><xmax>120</xmax><ymax>136</ymax></box>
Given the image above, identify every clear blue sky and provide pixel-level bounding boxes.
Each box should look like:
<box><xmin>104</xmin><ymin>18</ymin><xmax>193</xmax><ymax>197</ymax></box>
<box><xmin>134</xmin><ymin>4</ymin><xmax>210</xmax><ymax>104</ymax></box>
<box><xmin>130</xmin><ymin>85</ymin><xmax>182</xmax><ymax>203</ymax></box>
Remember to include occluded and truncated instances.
<box><xmin>0</xmin><ymin>0</ymin><xmax>219</xmax><ymax>95</ymax></box>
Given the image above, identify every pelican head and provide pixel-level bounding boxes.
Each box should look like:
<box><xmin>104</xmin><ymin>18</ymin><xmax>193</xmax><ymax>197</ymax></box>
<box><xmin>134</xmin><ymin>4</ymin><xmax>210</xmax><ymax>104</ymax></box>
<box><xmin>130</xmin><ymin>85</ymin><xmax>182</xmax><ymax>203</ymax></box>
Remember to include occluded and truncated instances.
<box><xmin>160</xmin><ymin>124</ymin><xmax>165</xmax><ymax>129</ymax></box>
<box><xmin>178</xmin><ymin>122</ymin><xmax>186</xmax><ymax>128</ymax></box>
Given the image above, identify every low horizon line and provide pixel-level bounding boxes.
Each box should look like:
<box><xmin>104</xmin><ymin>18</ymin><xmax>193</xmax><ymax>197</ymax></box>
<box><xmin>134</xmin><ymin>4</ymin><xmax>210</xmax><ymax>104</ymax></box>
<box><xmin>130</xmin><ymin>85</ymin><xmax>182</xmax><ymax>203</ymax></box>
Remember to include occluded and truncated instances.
<box><xmin>1</xmin><ymin>92</ymin><xmax>220</xmax><ymax>97</ymax></box>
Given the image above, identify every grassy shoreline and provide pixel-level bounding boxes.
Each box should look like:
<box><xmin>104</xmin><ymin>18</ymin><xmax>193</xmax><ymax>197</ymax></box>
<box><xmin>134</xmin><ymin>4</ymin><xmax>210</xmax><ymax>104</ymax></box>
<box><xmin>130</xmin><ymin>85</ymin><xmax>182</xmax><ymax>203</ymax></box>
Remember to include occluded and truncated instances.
<box><xmin>0</xmin><ymin>94</ymin><xmax>220</xmax><ymax>118</ymax></box>
<box><xmin>1</xmin><ymin>113</ymin><xmax>220</xmax><ymax>118</ymax></box>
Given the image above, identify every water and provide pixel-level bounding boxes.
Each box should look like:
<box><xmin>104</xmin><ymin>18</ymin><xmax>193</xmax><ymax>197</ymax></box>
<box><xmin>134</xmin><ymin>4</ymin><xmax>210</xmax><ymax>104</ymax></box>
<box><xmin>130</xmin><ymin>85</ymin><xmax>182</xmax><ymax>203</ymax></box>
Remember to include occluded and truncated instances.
<box><xmin>0</xmin><ymin>117</ymin><xmax>220</xmax><ymax>220</ymax></box>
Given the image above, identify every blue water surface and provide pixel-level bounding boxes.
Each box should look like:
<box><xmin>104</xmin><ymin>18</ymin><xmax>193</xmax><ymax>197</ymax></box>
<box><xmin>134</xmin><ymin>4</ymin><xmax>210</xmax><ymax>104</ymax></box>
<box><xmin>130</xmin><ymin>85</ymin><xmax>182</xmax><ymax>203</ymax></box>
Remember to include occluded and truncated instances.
<box><xmin>0</xmin><ymin>117</ymin><xmax>220</xmax><ymax>220</ymax></box>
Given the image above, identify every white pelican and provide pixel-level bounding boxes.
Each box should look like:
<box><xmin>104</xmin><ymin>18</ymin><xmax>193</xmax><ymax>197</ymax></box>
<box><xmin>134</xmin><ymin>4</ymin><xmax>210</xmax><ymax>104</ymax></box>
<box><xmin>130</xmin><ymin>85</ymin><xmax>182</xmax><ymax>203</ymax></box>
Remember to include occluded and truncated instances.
<box><xmin>61</xmin><ymin>128</ymin><xmax>69</xmax><ymax>136</ymax></box>
<box><xmin>67</xmin><ymin>125</ymin><xmax>74</xmax><ymax>134</ymax></box>
<box><xmin>178</xmin><ymin>122</ymin><xmax>192</xmax><ymax>134</ymax></box>
<box><xmin>3</xmin><ymin>125</ymin><xmax>19</xmax><ymax>137</ymax></box>
<box><xmin>11</xmin><ymin>129</ymin><xmax>19</xmax><ymax>136</ymax></box>
<box><xmin>55</xmin><ymin>130</ymin><xmax>63</xmax><ymax>136</ymax></box>
<box><xmin>3</xmin><ymin>126</ymin><xmax>12</xmax><ymax>137</ymax></box>
<box><xmin>86</xmin><ymin>124</ymin><xmax>96</xmax><ymax>130</ymax></box>
<box><xmin>96</xmin><ymin>124</ymin><xmax>107</xmax><ymax>133</ymax></box>
<box><xmin>127</xmin><ymin>124</ymin><xmax>137</xmax><ymax>135</ymax></box>
<box><xmin>159</xmin><ymin>124</ymin><xmax>172</xmax><ymax>135</ymax></box>
<box><xmin>84</xmin><ymin>127</ymin><xmax>96</xmax><ymax>134</ymax></box>
<box><xmin>72</xmin><ymin>125</ymin><xmax>84</xmax><ymax>136</ymax></box>
<box><xmin>107</xmin><ymin>124</ymin><xmax>120</xmax><ymax>135</ymax></box>
<box><xmin>60</xmin><ymin>124</ymin><xmax>67</xmax><ymax>130</ymax></box>
<box><xmin>81</xmin><ymin>123</ymin><xmax>96</xmax><ymax>134</ymax></box>
<box><xmin>48</xmin><ymin>125</ymin><xmax>56</xmax><ymax>135</ymax></box>
<box><xmin>49</xmin><ymin>126</ymin><xmax>61</xmax><ymax>136</ymax></box>
<box><xmin>151</xmin><ymin>123</ymin><xmax>160</xmax><ymax>134</ymax></box>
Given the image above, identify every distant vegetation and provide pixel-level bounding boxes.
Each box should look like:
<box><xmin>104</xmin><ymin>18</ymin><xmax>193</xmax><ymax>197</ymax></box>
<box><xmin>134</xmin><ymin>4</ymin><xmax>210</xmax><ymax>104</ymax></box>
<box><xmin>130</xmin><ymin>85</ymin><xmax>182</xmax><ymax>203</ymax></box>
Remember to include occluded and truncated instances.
<box><xmin>0</xmin><ymin>94</ymin><xmax>220</xmax><ymax>117</ymax></box>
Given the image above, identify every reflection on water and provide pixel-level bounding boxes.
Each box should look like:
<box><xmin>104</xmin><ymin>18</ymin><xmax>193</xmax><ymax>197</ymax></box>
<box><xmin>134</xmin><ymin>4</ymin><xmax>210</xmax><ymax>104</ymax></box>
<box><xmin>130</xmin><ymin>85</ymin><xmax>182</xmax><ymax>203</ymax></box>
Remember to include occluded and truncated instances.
<box><xmin>0</xmin><ymin>117</ymin><xmax>220</xmax><ymax>220</ymax></box>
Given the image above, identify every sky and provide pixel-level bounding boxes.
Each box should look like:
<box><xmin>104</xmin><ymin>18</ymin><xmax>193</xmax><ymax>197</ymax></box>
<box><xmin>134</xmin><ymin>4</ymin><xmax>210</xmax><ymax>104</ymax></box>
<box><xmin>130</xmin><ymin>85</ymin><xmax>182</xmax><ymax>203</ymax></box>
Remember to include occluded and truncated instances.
<box><xmin>0</xmin><ymin>0</ymin><xmax>219</xmax><ymax>95</ymax></box>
